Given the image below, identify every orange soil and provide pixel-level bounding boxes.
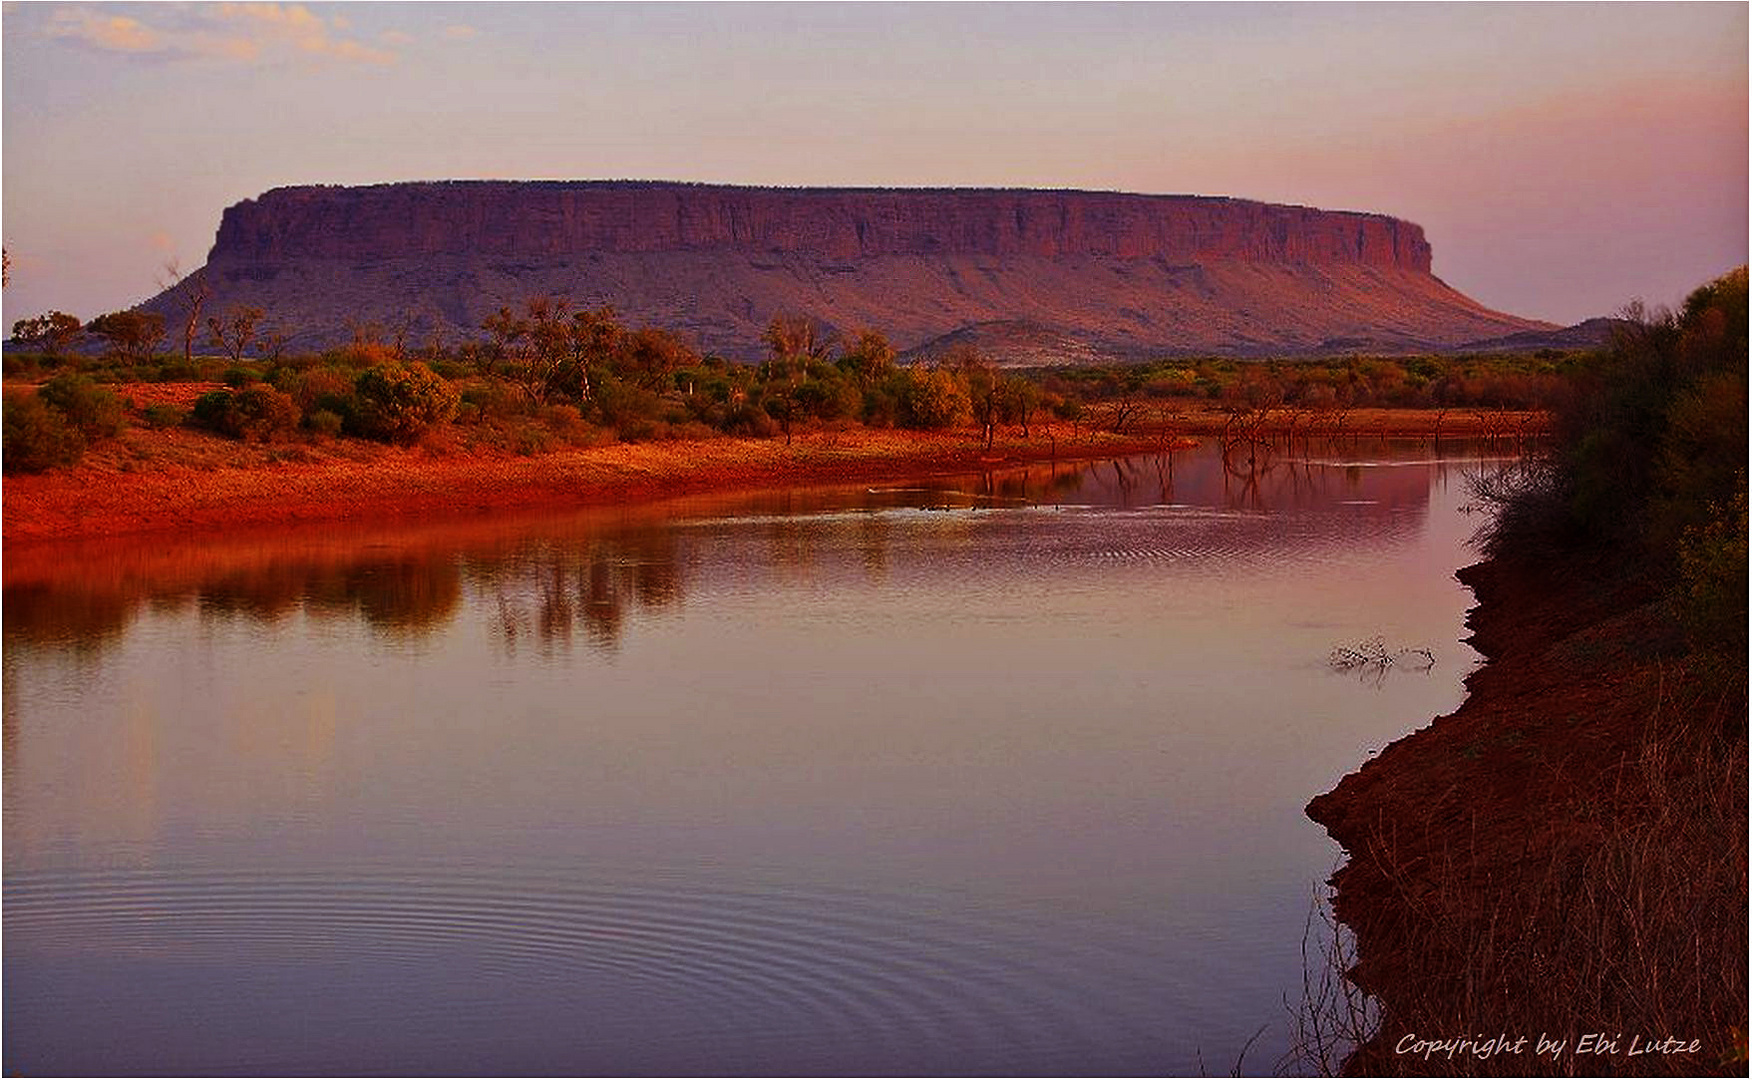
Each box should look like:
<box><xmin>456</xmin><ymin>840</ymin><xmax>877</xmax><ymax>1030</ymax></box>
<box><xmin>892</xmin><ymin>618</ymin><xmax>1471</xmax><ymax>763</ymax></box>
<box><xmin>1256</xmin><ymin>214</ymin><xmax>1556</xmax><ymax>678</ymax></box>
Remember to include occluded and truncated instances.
<box><xmin>1306</xmin><ymin>551</ymin><xmax>1745</xmax><ymax>1075</ymax></box>
<box><xmin>3</xmin><ymin>386</ymin><xmax>1541</xmax><ymax>546</ymax></box>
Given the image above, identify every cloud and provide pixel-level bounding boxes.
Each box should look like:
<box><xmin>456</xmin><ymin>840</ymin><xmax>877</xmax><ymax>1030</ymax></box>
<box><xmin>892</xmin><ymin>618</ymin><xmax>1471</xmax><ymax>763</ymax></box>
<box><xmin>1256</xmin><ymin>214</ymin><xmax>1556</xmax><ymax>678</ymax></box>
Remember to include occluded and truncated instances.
<box><xmin>380</xmin><ymin>30</ymin><xmax>415</xmax><ymax>47</ymax></box>
<box><xmin>213</xmin><ymin>3</ymin><xmax>397</xmax><ymax>64</ymax></box>
<box><xmin>46</xmin><ymin>10</ymin><xmax>164</xmax><ymax>53</ymax></box>
<box><xmin>442</xmin><ymin>24</ymin><xmax>478</xmax><ymax>41</ymax></box>
<box><xmin>42</xmin><ymin>3</ymin><xmax>399</xmax><ymax>66</ymax></box>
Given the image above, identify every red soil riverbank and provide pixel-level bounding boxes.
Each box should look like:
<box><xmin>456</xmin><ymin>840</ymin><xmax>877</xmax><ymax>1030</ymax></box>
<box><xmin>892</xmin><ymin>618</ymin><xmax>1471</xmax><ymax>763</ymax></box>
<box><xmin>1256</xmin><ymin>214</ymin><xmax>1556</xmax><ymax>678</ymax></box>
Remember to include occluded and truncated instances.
<box><xmin>3</xmin><ymin>400</ymin><xmax>1538</xmax><ymax>546</ymax></box>
<box><xmin>1306</xmin><ymin>551</ymin><xmax>1747</xmax><ymax>1076</ymax></box>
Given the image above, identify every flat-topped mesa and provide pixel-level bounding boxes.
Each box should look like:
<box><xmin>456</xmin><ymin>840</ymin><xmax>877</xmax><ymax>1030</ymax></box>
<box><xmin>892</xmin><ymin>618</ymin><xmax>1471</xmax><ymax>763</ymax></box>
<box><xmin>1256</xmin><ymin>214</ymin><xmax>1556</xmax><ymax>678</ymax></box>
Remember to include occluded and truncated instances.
<box><xmin>157</xmin><ymin>180</ymin><xmax>1547</xmax><ymax>360</ymax></box>
<box><xmin>210</xmin><ymin>181</ymin><xmax>1433</xmax><ymax>272</ymax></box>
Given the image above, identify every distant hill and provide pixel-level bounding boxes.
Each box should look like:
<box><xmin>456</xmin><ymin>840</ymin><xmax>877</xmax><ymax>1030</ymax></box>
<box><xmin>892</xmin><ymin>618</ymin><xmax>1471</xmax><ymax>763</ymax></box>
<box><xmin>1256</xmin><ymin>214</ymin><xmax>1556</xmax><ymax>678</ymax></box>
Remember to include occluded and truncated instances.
<box><xmin>1454</xmin><ymin>317</ymin><xmax>1623</xmax><ymax>354</ymax></box>
<box><xmin>139</xmin><ymin>181</ymin><xmax>1553</xmax><ymax>363</ymax></box>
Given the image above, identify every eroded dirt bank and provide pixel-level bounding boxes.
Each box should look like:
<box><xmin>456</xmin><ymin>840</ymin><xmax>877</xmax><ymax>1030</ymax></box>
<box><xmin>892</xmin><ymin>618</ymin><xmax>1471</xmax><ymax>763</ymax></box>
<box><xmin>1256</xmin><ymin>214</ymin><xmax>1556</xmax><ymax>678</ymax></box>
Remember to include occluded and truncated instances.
<box><xmin>1307</xmin><ymin>553</ymin><xmax>1747</xmax><ymax>1076</ymax></box>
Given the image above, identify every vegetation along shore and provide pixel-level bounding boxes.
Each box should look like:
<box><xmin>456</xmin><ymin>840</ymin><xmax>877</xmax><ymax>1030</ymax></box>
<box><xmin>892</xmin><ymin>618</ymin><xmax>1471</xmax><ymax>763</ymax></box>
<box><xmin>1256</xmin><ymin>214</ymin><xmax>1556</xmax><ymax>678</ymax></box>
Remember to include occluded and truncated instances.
<box><xmin>5</xmin><ymin>302</ymin><xmax>1550</xmax><ymax>543</ymax></box>
<box><xmin>1299</xmin><ymin>269</ymin><xmax>1747</xmax><ymax>1076</ymax></box>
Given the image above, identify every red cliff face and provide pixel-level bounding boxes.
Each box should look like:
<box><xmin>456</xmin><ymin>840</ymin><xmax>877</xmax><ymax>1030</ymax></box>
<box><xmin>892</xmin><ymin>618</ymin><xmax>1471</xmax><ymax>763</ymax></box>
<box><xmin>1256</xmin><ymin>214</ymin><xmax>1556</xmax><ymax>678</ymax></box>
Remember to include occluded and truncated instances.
<box><xmin>211</xmin><ymin>182</ymin><xmax>1433</xmax><ymax>272</ymax></box>
<box><xmin>158</xmin><ymin>181</ymin><xmax>1542</xmax><ymax>361</ymax></box>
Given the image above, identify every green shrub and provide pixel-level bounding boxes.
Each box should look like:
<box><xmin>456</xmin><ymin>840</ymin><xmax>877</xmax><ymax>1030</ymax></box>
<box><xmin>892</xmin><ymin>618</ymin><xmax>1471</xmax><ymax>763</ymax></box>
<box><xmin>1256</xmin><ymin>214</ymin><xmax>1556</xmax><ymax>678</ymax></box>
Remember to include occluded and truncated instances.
<box><xmin>306</xmin><ymin>409</ymin><xmax>345</xmax><ymax>438</ymax></box>
<box><xmin>536</xmin><ymin>403</ymin><xmax>594</xmax><ymax>446</ymax></box>
<box><xmin>1677</xmin><ymin>488</ymin><xmax>1748</xmax><ymax>654</ymax></box>
<box><xmin>191</xmin><ymin>387</ymin><xmax>299</xmax><ymax>441</ymax></box>
<box><xmin>37</xmin><ymin>372</ymin><xmax>125</xmax><ymax>439</ymax></box>
<box><xmin>897</xmin><ymin>367</ymin><xmax>969</xmax><ymax>429</ymax></box>
<box><xmin>154</xmin><ymin>360</ymin><xmax>200</xmax><ymax>382</ymax></box>
<box><xmin>459</xmin><ymin>382</ymin><xmax>521</xmax><ymax>421</ymax></box>
<box><xmin>510</xmin><ymin>421</ymin><xmax>555</xmax><ymax>456</ymax></box>
<box><xmin>282</xmin><ymin>366</ymin><xmax>354</xmax><ymax>413</ymax></box>
<box><xmin>353</xmin><ymin>361</ymin><xmax>458</xmax><ymax>444</ymax></box>
<box><xmin>3</xmin><ymin>392</ymin><xmax>85</xmax><ymax>473</ymax></box>
<box><xmin>592</xmin><ymin>374</ymin><xmax>661</xmax><ymax>431</ymax></box>
<box><xmin>2</xmin><ymin>354</ymin><xmax>43</xmax><ymax>379</ymax></box>
<box><xmin>142</xmin><ymin>403</ymin><xmax>184</xmax><ymax>430</ymax></box>
<box><xmin>222</xmin><ymin>366</ymin><xmax>255</xmax><ymax>389</ymax></box>
<box><xmin>722</xmin><ymin>406</ymin><xmax>777</xmax><ymax>438</ymax></box>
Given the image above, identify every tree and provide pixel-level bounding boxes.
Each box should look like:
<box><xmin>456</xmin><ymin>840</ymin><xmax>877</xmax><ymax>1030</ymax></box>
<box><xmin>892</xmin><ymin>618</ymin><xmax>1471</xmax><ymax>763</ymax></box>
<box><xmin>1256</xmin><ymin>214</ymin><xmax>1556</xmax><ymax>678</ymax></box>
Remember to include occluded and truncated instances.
<box><xmin>946</xmin><ymin>344</ymin><xmax>1000</xmax><ymax>448</ymax></box>
<box><xmin>997</xmin><ymin>376</ymin><xmax>1041</xmax><ymax>437</ymax></box>
<box><xmin>837</xmin><ymin>328</ymin><xmax>896</xmax><ymax>389</ymax></box>
<box><xmin>760</xmin><ymin>314</ymin><xmax>827</xmax><ymax>446</ymax></box>
<box><xmin>484</xmin><ymin>298</ymin><xmax>624</xmax><ymax>406</ymax></box>
<box><xmin>86</xmin><ymin>310</ymin><xmax>164</xmax><ymax>363</ymax></box>
<box><xmin>159</xmin><ymin>260</ymin><xmax>211</xmax><ymax>363</ymax></box>
<box><xmin>615</xmin><ymin>327</ymin><xmax>694</xmax><ymax>393</ymax></box>
<box><xmin>761</xmin><ymin>313</ymin><xmax>832</xmax><ymax>365</ymax></box>
<box><xmin>897</xmin><ymin>366</ymin><xmax>970</xmax><ymax>430</ymax></box>
<box><xmin>10</xmin><ymin>311</ymin><xmax>83</xmax><ymax>358</ymax></box>
<box><xmin>207</xmin><ymin>304</ymin><xmax>265</xmax><ymax>364</ymax></box>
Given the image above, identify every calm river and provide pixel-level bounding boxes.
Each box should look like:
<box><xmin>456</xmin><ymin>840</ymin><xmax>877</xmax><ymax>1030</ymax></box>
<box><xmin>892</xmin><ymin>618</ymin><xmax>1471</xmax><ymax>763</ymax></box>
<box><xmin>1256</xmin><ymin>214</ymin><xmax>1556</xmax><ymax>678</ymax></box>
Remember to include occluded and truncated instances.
<box><xmin>5</xmin><ymin>441</ymin><xmax>1498</xmax><ymax>1076</ymax></box>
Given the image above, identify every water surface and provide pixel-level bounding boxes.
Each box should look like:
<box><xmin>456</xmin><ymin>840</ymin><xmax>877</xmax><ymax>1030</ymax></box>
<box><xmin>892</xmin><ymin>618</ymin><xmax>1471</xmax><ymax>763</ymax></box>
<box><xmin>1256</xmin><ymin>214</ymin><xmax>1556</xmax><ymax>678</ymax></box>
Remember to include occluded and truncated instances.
<box><xmin>5</xmin><ymin>441</ymin><xmax>1498</xmax><ymax>1075</ymax></box>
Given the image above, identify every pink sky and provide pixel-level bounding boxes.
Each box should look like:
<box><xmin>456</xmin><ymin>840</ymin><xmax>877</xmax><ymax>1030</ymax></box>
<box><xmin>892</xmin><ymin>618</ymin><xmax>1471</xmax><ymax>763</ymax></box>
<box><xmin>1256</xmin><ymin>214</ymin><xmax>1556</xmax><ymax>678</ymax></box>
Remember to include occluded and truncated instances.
<box><xmin>3</xmin><ymin>2</ymin><xmax>1745</xmax><ymax>329</ymax></box>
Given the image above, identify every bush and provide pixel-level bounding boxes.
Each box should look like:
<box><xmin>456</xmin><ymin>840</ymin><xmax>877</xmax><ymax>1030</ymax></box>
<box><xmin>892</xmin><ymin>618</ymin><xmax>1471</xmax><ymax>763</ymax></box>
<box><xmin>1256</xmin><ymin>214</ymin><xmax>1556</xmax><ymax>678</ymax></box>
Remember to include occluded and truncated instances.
<box><xmin>154</xmin><ymin>360</ymin><xmax>200</xmax><ymax>382</ymax></box>
<box><xmin>896</xmin><ymin>367</ymin><xmax>970</xmax><ymax>430</ymax></box>
<box><xmin>306</xmin><ymin>409</ymin><xmax>345</xmax><ymax>439</ymax></box>
<box><xmin>37</xmin><ymin>372</ymin><xmax>125</xmax><ymax>439</ymax></box>
<box><xmin>459</xmin><ymin>381</ymin><xmax>522</xmax><ymax>421</ymax></box>
<box><xmin>281</xmin><ymin>366</ymin><xmax>353</xmax><ymax>414</ymax></box>
<box><xmin>722</xmin><ymin>406</ymin><xmax>777</xmax><ymax>438</ymax></box>
<box><xmin>353</xmin><ymin>361</ymin><xmax>458</xmax><ymax>444</ymax></box>
<box><xmin>4</xmin><ymin>392</ymin><xmax>86</xmax><ymax>473</ymax></box>
<box><xmin>191</xmin><ymin>387</ymin><xmax>300</xmax><ymax>441</ymax></box>
<box><xmin>1677</xmin><ymin>488</ymin><xmax>1748</xmax><ymax>654</ymax></box>
<box><xmin>591</xmin><ymin>374</ymin><xmax>662</xmax><ymax>431</ymax></box>
<box><xmin>141</xmin><ymin>403</ymin><xmax>184</xmax><ymax>430</ymax></box>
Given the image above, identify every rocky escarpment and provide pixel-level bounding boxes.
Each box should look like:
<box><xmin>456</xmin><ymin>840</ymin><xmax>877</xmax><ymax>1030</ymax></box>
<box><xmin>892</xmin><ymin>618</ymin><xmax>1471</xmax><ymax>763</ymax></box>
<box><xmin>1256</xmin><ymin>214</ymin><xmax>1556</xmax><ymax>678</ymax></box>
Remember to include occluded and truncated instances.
<box><xmin>147</xmin><ymin>181</ymin><xmax>1550</xmax><ymax>361</ymax></box>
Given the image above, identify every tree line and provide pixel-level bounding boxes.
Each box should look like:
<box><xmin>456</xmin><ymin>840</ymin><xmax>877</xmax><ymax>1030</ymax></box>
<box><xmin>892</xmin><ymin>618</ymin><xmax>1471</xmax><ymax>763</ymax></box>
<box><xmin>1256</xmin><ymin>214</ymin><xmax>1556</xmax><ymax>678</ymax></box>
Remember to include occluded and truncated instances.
<box><xmin>5</xmin><ymin>294</ymin><xmax>1580</xmax><ymax>474</ymax></box>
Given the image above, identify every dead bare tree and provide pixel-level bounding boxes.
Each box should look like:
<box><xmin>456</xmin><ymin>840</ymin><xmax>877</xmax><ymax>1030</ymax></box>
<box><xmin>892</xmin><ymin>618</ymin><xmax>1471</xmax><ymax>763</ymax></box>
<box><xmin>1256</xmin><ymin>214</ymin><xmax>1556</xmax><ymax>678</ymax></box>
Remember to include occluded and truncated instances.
<box><xmin>159</xmin><ymin>259</ymin><xmax>211</xmax><ymax>363</ymax></box>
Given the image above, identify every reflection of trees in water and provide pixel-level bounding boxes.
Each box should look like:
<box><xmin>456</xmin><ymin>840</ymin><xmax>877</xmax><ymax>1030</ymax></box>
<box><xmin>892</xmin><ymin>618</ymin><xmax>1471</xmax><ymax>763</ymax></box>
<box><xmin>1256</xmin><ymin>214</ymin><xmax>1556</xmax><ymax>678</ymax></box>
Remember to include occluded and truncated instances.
<box><xmin>349</xmin><ymin>559</ymin><xmax>464</xmax><ymax>635</ymax></box>
<box><xmin>197</xmin><ymin>563</ymin><xmax>314</xmax><ymax>623</ymax></box>
<box><xmin>3</xmin><ymin>648</ymin><xmax>21</xmax><ymax>802</ymax></box>
<box><xmin>6</xmin><ymin>441</ymin><xmax>1497</xmax><ymax>660</ymax></box>
<box><xmin>766</xmin><ymin>518</ymin><xmax>818</xmax><ymax>578</ymax></box>
<box><xmin>858</xmin><ymin>514</ymin><xmax>890</xmax><ymax>580</ymax></box>
<box><xmin>5</xmin><ymin>525</ymin><xmax>686</xmax><ymax>659</ymax></box>
<box><xmin>193</xmin><ymin>556</ymin><xmax>464</xmax><ymax>636</ymax></box>
<box><xmin>3</xmin><ymin>583</ymin><xmax>139</xmax><ymax>653</ymax></box>
<box><xmin>481</xmin><ymin>528</ymin><xmax>685</xmax><ymax>656</ymax></box>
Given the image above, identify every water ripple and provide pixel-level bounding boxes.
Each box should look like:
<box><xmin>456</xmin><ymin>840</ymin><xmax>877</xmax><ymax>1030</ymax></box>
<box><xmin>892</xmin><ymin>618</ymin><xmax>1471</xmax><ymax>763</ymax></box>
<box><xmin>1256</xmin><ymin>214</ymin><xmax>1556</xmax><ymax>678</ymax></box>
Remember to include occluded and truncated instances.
<box><xmin>6</xmin><ymin>863</ymin><xmax>1168</xmax><ymax>1072</ymax></box>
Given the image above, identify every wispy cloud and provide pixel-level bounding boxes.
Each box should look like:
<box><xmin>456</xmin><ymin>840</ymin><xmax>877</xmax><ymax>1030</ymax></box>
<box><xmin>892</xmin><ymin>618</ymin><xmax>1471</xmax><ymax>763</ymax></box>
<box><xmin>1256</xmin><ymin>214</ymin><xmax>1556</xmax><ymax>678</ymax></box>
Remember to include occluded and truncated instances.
<box><xmin>46</xmin><ymin>10</ymin><xmax>168</xmax><ymax>54</ymax></box>
<box><xmin>43</xmin><ymin>3</ymin><xmax>400</xmax><ymax>66</ymax></box>
<box><xmin>442</xmin><ymin>24</ymin><xmax>478</xmax><ymax>41</ymax></box>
